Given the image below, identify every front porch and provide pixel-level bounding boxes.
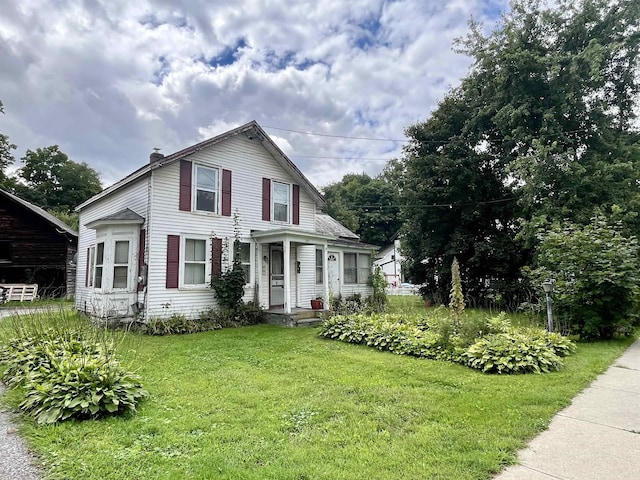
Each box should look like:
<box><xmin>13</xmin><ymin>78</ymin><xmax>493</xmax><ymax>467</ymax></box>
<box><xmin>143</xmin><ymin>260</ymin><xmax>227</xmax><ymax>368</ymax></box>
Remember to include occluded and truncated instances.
<box><xmin>264</xmin><ymin>307</ymin><xmax>331</xmax><ymax>328</ymax></box>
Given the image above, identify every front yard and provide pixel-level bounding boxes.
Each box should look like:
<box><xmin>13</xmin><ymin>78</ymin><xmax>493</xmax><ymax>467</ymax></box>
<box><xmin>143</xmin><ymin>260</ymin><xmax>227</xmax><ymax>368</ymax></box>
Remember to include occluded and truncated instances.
<box><xmin>1</xmin><ymin>300</ymin><xmax>636</xmax><ymax>479</ymax></box>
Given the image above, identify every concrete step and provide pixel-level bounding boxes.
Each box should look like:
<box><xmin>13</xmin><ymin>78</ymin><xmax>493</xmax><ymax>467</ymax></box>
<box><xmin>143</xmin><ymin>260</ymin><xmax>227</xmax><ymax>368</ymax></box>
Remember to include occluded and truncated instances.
<box><xmin>295</xmin><ymin>317</ymin><xmax>323</xmax><ymax>327</ymax></box>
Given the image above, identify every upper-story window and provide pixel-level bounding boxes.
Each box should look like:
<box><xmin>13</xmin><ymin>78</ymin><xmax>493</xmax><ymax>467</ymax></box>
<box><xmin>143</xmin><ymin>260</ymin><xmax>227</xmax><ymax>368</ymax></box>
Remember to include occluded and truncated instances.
<box><xmin>273</xmin><ymin>181</ymin><xmax>290</xmax><ymax>222</ymax></box>
<box><xmin>195</xmin><ymin>165</ymin><xmax>219</xmax><ymax>213</ymax></box>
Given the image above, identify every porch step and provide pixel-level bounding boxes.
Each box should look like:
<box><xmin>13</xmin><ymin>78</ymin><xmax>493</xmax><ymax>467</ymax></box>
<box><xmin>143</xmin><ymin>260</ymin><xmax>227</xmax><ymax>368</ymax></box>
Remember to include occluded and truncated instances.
<box><xmin>295</xmin><ymin>317</ymin><xmax>323</xmax><ymax>327</ymax></box>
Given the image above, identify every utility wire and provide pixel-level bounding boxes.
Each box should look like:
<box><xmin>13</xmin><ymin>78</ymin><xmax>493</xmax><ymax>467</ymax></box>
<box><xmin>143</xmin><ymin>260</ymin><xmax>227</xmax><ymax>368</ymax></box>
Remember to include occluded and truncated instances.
<box><xmin>264</xmin><ymin>124</ymin><xmax>597</xmax><ymax>146</ymax></box>
<box><xmin>263</xmin><ymin>125</ymin><xmax>409</xmax><ymax>142</ymax></box>
<box><xmin>331</xmin><ymin>198</ymin><xmax>517</xmax><ymax>209</ymax></box>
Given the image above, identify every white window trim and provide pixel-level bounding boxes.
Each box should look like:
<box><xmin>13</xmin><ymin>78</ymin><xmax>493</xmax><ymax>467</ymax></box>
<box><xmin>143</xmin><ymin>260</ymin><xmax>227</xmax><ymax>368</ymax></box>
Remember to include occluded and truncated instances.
<box><xmin>315</xmin><ymin>248</ymin><xmax>323</xmax><ymax>285</ymax></box>
<box><xmin>88</xmin><ymin>245</ymin><xmax>95</xmax><ymax>287</ymax></box>
<box><xmin>271</xmin><ymin>180</ymin><xmax>291</xmax><ymax>224</ymax></box>
<box><xmin>193</xmin><ymin>163</ymin><xmax>221</xmax><ymax>215</ymax></box>
<box><xmin>179</xmin><ymin>234</ymin><xmax>211</xmax><ymax>290</ymax></box>
<box><xmin>91</xmin><ymin>233</ymin><xmax>136</xmax><ymax>292</ymax></box>
<box><xmin>234</xmin><ymin>240</ymin><xmax>254</xmax><ymax>286</ymax></box>
<box><xmin>343</xmin><ymin>252</ymin><xmax>371</xmax><ymax>285</ymax></box>
<box><xmin>93</xmin><ymin>242</ymin><xmax>104</xmax><ymax>290</ymax></box>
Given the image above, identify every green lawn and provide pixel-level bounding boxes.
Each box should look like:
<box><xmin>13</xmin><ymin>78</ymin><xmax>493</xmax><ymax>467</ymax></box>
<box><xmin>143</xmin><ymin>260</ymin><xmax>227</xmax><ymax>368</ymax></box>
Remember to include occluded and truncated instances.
<box><xmin>2</xmin><ymin>299</ymin><xmax>636</xmax><ymax>479</ymax></box>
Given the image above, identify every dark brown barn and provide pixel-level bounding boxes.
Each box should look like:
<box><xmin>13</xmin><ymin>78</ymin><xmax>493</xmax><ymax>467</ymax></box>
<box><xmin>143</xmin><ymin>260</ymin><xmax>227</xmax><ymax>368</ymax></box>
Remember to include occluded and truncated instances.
<box><xmin>0</xmin><ymin>189</ymin><xmax>78</xmax><ymax>298</ymax></box>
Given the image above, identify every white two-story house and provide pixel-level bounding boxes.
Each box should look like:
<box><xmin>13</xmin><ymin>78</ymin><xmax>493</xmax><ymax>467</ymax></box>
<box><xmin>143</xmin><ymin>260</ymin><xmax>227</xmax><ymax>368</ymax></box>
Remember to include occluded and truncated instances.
<box><xmin>74</xmin><ymin>121</ymin><xmax>377</xmax><ymax>321</ymax></box>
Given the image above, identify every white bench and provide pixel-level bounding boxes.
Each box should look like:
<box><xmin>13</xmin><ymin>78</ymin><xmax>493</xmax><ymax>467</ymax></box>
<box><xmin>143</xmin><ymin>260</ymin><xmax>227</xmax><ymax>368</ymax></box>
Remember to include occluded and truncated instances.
<box><xmin>0</xmin><ymin>284</ymin><xmax>39</xmax><ymax>302</ymax></box>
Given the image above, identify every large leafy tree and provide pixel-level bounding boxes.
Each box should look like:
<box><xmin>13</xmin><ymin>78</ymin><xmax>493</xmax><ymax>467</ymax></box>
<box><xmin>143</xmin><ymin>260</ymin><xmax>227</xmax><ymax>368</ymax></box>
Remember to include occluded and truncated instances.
<box><xmin>401</xmin><ymin>0</ymin><xmax>640</xmax><ymax>305</ymax></box>
<box><xmin>0</xmin><ymin>100</ymin><xmax>17</xmax><ymax>188</ymax></box>
<box><xmin>402</xmin><ymin>92</ymin><xmax>526</xmax><ymax>305</ymax></box>
<box><xmin>323</xmin><ymin>173</ymin><xmax>401</xmax><ymax>247</ymax></box>
<box><xmin>15</xmin><ymin>145</ymin><xmax>103</xmax><ymax>212</ymax></box>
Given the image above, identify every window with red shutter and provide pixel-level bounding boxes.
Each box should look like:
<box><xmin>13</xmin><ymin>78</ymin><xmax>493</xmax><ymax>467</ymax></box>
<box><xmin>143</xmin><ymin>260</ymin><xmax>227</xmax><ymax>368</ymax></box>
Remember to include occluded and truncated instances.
<box><xmin>211</xmin><ymin>238</ymin><xmax>222</xmax><ymax>279</ymax></box>
<box><xmin>292</xmin><ymin>184</ymin><xmax>300</xmax><ymax>225</ymax></box>
<box><xmin>179</xmin><ymin>160</ymin><xmax>192</xmax><ymax>211</ymax></box>
<box><xmin>222</xmin><ymin>169</ymin><xmax>232</xmax><ymax>216</ymax></box>
<box><xmin>166</xmin><ymin>235</ymin><xmax>180</xmax><ymax>288</ymax></box>
<box><xmin>262</xmin><ymin>178</ymin><xmax>271</xmax><ymax>221</ymax></box>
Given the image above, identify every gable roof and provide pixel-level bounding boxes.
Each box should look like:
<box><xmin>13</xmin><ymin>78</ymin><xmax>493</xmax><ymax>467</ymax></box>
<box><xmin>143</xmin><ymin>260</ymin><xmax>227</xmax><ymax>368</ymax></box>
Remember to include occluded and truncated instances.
<box><xmin>314</xmin><ymin>213</ymin><xmax>379</xmax><ymax>251</ymax></box>
<box><xmin>76</xmin><ymin>121</ymin><xmax>326</xmax><ymax>211</ymax></box>
<box><xmin>315</xmin><ymin>213</ymin><xmax>359</xmax><ymax>239</ymax></box>
<box><xmin>0</xmin><ymin>189</ymin><xmax>78</xmax><ymax>237</ymax></box>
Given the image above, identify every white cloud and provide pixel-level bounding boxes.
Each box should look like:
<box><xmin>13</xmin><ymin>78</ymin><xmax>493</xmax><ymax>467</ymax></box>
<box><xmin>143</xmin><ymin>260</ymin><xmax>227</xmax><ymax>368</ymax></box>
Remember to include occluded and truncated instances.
<box><xmin>0</xmin><ymin>0</ymin><xmax>508</xmax><ymax>188</ymax></box>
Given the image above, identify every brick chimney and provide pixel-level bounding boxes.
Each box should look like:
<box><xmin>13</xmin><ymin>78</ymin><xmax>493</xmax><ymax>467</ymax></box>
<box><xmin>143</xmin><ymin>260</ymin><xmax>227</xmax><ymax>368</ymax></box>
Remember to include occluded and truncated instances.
<box><xmin>150</xmin><ymin>148</ymin><xmax>164</xmax><ymax>163</ymax></box>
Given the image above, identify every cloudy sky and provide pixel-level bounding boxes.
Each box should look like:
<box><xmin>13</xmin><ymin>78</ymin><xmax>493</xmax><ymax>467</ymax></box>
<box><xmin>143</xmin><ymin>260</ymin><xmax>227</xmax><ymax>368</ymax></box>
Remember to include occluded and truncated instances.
<box><xmin>0</xmin><ymin>0</ymin><xmax>507</xmax><ymax>189</ymax></box>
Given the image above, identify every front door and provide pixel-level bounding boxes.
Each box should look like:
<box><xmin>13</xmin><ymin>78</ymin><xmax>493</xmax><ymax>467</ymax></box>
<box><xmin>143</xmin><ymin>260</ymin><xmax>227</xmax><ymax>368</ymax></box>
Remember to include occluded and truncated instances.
<box><xmin>270</xmin><ymin>245</ymin><xmax>284</xmax><ymax>308</ymax></box>
<box><xmin>328</xmin><ymin>252</ymin><xmax>339</xmax><ymax>296</ymax></box>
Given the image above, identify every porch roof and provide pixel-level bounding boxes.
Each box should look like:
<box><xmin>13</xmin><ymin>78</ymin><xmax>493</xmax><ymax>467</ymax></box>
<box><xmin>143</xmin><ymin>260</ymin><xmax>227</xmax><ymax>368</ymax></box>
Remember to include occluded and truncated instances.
<box><xmin>251</xmin><ymin>227</ymin><xmax>334</xmax><ymax>245</ymax></box>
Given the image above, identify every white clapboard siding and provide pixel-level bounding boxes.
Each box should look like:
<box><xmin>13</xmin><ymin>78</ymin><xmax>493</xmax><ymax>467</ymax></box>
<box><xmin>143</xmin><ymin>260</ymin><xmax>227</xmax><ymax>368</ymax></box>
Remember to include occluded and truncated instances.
<box><xmin>75</xmin><ymin>179</ymin><xmax>150</xmax><ymax>315</ymax></box>
<box><xmin>297</xmin><ymin>245</ymin><xmax>323</xmax><ymax>307</ymax></box>
<box><xmin>145</xmin><ymin>134</ymin><xmax>318</xmax><ymax>319</ymax></box>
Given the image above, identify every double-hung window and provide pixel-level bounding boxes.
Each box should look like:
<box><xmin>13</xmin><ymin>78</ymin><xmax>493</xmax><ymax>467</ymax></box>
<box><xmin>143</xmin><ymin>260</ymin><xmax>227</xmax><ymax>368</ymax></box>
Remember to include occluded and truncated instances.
<box><xmin>272</xmin><ymin>181</ymin><xmax>290</xmax><ymax>222</ymax></box>
<box><xmin>87</xmin><ymin>246</ymin><xmax>95</xmax><ymax>287</ymax></box>
<box><xmin>238</xmin><ymin>242</ymin><xmax>251</xmax><ymax>284</ymax></box>
<box><xmin>316</xmin><ymin>249</ymin><xmax>323</xmax><ymax>284</ymax></box>
<box><xmin>195</xmin><ymin>165</ymin><xmax>219</xmax><ymax>213</ymax></box>
<box><xmin>183</xmin><ymin>238</ymin><xmax>207</xmax><ymax>286</ymax></box>
<box><xmin>343</xmin><ymin>252</ymin><xmax>371</xmax><ymax>284</ymax></box>
<box><xmin>113</xmin><ymin>241</ymin><xmax>130</xmax><ymax>288</ymax></box>
<box><xmin>94</xmin><ymin>242</ymin><xmax>104</xmax><ymax>288</ymax></box>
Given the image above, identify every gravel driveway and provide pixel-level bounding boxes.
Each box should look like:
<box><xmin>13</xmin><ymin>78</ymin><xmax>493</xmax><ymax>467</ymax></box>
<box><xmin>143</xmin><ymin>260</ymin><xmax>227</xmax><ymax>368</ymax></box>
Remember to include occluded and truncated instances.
<box><xmin>0</xmin><ymin>384</ymin><xmax>43</xmax><ymax>480</ymax></box>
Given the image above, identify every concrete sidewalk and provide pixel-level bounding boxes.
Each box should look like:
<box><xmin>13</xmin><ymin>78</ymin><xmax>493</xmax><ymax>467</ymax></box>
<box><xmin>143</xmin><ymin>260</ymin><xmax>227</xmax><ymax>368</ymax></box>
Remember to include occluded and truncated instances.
<box><xmin>494</xmin><ymin>338</ymin><xmax>640</xmax><ymax>480</ymax></box>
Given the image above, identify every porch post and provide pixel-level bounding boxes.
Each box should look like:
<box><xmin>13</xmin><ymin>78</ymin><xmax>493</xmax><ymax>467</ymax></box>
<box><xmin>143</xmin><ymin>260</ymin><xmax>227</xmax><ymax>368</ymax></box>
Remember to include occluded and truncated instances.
<box><xmin>323</xmin><ymin>243</ymin><xmax>329</xmax><ymax>305</ymax></box>
<box><xmin>255</xmin><ymin>242</ymin><xmax>262</xmax><ymax>307</ymax></box>
<box><xmin>283</xmin><ymin>237</ymin><xmax>291</xmax><ymax>314</ymax></box>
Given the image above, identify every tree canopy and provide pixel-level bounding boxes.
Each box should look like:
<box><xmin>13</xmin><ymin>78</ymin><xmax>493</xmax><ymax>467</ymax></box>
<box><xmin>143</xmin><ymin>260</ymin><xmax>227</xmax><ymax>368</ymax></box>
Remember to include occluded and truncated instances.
<box><xmin>400</xmin><ymin>0</ymin><xmax>640</xmax><ymax>307</ymax></box>
<box><xmin>322</xmin><ymin>172</ymin><xmax>402</xmax><ymax>247</ymax></box>
<box><xmin>13</xmin><ymin>145</ymin><xmax>103</xmax><ymax>213</ymax></box>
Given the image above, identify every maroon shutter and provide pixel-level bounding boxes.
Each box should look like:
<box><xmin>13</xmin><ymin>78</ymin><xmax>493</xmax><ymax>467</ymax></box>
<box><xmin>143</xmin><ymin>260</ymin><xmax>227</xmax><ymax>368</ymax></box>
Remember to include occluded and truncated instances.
<box><xmin>262</xmin><ymin>178</ymin><xmax>271</xmax><ymax>221</ymax></box>
<box><xmin>137</xmin><ymin>229</ymin><xmax>146</xmax><ymax>292</ymax></box>
<box><xmin>179</xmin><ymin>160</ymin><xmax>192</xmax><ymax>211</ymax></box>
<box><xmin>166</xmin><ymin>235</ymin><xmax>180</xmax><ymax>288</ymax></box>
<box><xmin>292</xmin><ymin>184</ymin><xmax>300</xmax><ymax>225</ymax></box>
<box><xmin>211</xmin><ymin>238</ymin><xmax>223</xmax><ymax>279</ymax></box>
<box><xmin>85</xmin><ymin>247</ymin><xmax>90</xmax><ymax>287</ymax></box>
<box><xmin>221</xmin><ymin>169</ymin><xmax>232</xmax><ymax>216</ymax></box>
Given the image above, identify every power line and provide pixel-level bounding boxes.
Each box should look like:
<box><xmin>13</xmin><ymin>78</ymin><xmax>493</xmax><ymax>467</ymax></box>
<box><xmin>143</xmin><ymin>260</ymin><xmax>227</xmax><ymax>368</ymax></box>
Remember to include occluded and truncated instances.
<box><xmin>291</xmin><ymin>154</ymin><xmax>393</xmax><ymax>161</ymax></box>
<box><xmin>328</xmin><ymin>198</ymin><xmax>517</xmax><ymax>209</ymax></box>
<box><xmin>265</xmin><ymin>124</ymin><xmax>597</xmax><ymax>146</ymax></box>
<box><xmin>263</xmin><ymin>125</ymin><xmax>409</xmax><ymax>142</ymax></box>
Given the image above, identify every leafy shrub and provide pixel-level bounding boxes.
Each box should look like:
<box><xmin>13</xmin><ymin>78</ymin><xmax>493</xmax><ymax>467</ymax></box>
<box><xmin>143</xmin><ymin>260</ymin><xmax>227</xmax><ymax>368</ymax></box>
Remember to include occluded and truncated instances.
<box><xmin>319</xmin><ymin>312</ymin><xmax>576</xmax><ymax>374</ymax></box>
<box><xmin>140</xmin><ymin>303</ymin><xmax>265</xmax><ymax>336</ymax></box>
<box><xmin>0</xmin><ymin>332</ymin><xmax>102</xmax><ymax>388</ymax></box>
<box><xmin>19</xmin><ymin>350</ymin><xmax>148</xmax><ymax>424</ymax></box>
<box><xmin>330</xmin><ymin>294</ymin><xmax>368</xmax><ymax>315</ymax></box>
<box><xmin>141</xmin><ymin>314</ymin><xmax>204</xmax><ymax>336</ymax></box>
<box><xmin>463</xmin><ymin>333</ymin><xmax>564</xmax><ymax>374</ymax></box>
<box><xmin>527</xmin><ymin>218</ymin><xmax>640</xmax><ymax>339</ymax></box>
<box><xmin>0</xmin><ymin>329</ymin><xmax>148</xmax><ymax>424</ymax></box>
